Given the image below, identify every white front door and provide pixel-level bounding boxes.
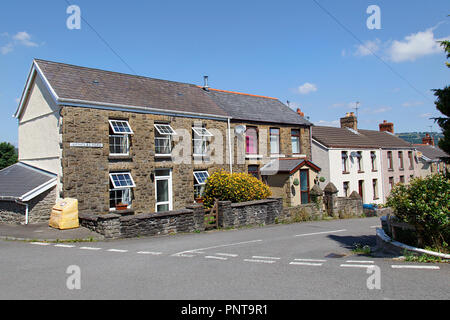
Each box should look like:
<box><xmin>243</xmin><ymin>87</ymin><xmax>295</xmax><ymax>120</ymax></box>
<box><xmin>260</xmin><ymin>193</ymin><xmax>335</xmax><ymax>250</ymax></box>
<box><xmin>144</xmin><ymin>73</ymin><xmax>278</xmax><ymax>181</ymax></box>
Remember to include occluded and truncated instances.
<box><xmin>155</xmin><ymin>169</ymin><xmax>172</xmax><ymax>212</ymax></box>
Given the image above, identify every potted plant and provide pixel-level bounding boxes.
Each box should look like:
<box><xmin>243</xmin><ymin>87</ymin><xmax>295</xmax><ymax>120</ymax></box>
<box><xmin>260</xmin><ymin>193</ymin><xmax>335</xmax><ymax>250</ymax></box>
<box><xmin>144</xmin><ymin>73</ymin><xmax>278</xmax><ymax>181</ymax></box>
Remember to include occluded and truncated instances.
<box><xmin>116</xmin><ymin>203</ymin><xmax>128</xmax><ymax>211</ymax></box>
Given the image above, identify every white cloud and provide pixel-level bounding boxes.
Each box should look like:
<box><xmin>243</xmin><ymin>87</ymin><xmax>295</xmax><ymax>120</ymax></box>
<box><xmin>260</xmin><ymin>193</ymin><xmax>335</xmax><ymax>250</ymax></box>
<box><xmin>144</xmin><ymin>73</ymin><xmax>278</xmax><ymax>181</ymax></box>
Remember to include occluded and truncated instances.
<box><xmin>372</xmin><ymin>107</ymin><xmax>392</xmax><ymax>114</ymax></box>
<box><xmin>297</xmin><ymin>83</ymin><xmax>318</xmax><ymax>95</ymax></box>
<box><xmin>1</xmin><ymin>31</ymin><xmax>39</xmax><ymax>55</ymax></box>
<box><xmin>420</xmin><ymin>113</ymin><xmax>432</xmax><ymax>118</ymax></box>
<box><xmin>387</xmin><ymin>28</ymin><xmax>448</xmax><ymax>62</ymax></box>
<box><xmin>354</xmin><ymin>39</ymin><xmax>381</xmax><ymax>57</ymax></box>
<box><xmin>402</xmin><ymin>101</ymin><xmax>424</xmax><ymax>108</ymax></box>
<box><xmin>314</xmin><ymin>120</ymin><xmax>340</xmax><ymax>127</ymax></box>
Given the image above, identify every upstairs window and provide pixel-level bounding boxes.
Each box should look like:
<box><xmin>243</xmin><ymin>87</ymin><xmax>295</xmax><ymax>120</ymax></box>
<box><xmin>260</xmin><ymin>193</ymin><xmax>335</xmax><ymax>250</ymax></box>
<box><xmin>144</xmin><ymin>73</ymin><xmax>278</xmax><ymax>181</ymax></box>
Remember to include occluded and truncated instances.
<box><xmin>109</xmin><ymin>120</ymin><xmax>133</xmax><ymax>156</ymax></box>
<box><xmin>356</xmin><ymin>151</ymin><xmax>363</xmax><ymax>172</ymax></box>
<box><xmin>154</xmin><ymin>124</ymin><xmax>176</xmax><ymax>156</ymax></box>
<box><xmin>342</xmin><ymin>152</ymin><xmax>349</xmax><ymax>173</ymax></box>
<box><xmin>408</xmin><ymin>151</ymin><xmax>414</xmax><ymax>170</ymax></box>
<box><xmin>270</xmin><ymin>128</ymin><xmax>280</xmax><ymax>154</ymax></box>
<box><xmin>246</xmin><ymin>127</ymin><xmax>258</xmax><ymax>155</ymax></box>
<box><xmin>387</xmin><ymin>151</ymin><xmax>393</xmax><ymax>170</ymax></box>
<box><xmin>291</xmin><ymin>130</ymin><xmax>301</xmax><ymax>154</ymax></box>
<box><xmin>398</xmin><ymin>152</ymin><xmax>404</xmax><ymax>170</ymax></box>
<box><xmin>371</xmin><ymin>152</ymin><xmax>377</xmax><ymax>171</ymax></box>
<box><xmin>193</xmin><ymin>126</ymin><xmax>213</xmax><ymax>157</ymax></box>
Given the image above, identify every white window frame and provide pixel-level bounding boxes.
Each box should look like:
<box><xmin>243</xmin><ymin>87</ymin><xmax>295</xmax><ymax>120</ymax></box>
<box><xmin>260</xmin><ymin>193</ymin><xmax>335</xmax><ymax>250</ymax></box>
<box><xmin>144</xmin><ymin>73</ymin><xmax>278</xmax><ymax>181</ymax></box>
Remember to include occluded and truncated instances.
<box><xmin>109</xmin><ymin>172</ymin><xmax>136</xmax><ymax>189</ymax></box>
<box><xmin>109</xmin><ymin>120</ymin><xmax>134</xmax><ymax>135</ymax></box>
<box><xmin>109</xmin><ymin>134</ymin><xmax>130</xmax><ymax>156</ymax></box>
<box><xmin>155</xmin><ymin>169</ymin><xmax>173</xmax><ymax>212</ymax></box>
<box><xmin>194</xmin><ymin>171</ymin><xmax>209</xmax><ymax>199</ymax></box>
<box><xmin>192</xmin><ymin>127</ymin><xmax>212</xmax><ymax>157</ymax></box>
<box><xmin>154</xmin><ymin>124</ymin><xmax>177</xmax><ymax>136</ymax></box>
<box><xmin>154</xmin><ymin>124</ymin><xmax>176</xmax><ymax>156</ymax></box>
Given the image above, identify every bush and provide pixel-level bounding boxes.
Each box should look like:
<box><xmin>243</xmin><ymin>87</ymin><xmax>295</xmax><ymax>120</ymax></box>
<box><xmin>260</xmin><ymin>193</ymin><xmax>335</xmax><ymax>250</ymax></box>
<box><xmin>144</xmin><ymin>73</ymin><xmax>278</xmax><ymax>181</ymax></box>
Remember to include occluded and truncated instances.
<box><xmin>386</xmin><ymin>174</ymin><xmax>450</xmax><ymax>252</ymax></box>
<box><xmin>203</xmin><ymin>170</ymin><xmax>272</xmax><ymax>208</ymax></box>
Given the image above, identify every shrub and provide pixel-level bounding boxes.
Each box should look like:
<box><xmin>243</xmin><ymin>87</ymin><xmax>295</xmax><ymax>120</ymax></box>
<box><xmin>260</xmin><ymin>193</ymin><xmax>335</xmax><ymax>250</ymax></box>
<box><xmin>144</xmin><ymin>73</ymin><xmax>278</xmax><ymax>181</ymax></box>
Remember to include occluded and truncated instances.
<box><xmin>386</xmin><ymin>174</ymin><xmax>450</xmax><ymax>252</ymax></box>
<box><xmin>203</xmin><ymin>170</ymin><xmax>272</xmax><ymax>208</ymax></box>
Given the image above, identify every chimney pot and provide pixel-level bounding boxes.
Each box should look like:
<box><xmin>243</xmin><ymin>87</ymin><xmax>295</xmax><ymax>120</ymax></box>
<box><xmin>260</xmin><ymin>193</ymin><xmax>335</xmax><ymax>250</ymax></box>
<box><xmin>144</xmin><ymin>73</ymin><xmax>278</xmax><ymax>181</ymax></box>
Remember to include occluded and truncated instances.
<box><xmin>379</xmin><ymin>120</ymin><xmax>394</xmax><ymax>134</ymax></box>
<box><xmin>341</xmin><ymin>113</ymin><xmax>358</xmax><ymax>130</ymax></box>
<box><xmin>203</xmin><ymin>76</ymin><xmax>209</xmax><ymax>91</ymax></box>
<box><xmin>297</xmin><ymin>108</ymin><xmax>305</xmax><ymax>117</ymax></box>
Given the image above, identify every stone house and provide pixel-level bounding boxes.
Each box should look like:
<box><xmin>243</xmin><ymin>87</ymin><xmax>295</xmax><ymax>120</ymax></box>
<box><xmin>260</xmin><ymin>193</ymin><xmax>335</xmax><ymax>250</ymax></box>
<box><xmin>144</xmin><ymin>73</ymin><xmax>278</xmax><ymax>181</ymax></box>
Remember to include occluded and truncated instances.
<box><xmin>414</xmin><ymin>135</ymin><xmax>449</xmax><ymax>177</ymax></box>
<box><xmin>0</xmin><ymin>59</ymin><xmax>315</xmax><ymax>222</ymax></box>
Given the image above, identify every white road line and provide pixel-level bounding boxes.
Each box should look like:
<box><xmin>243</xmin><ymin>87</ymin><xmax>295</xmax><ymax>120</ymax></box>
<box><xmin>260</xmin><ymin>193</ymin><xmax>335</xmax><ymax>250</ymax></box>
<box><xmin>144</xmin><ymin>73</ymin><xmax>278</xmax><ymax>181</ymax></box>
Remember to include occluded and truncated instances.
<box><xmin>80</xmin><ymin>247</ymin><xmax>102</xmax><ymax>251</ymax></box>
<box><xmin>172</xmin><ymin>239</ymin><xmax>263</xmax><ymax>257</ymax></box>
<box><xmin>107</xmin><ymin>249</ymin><xmax>128</xmax><ymax>253</ymax></box>
<box><xmin>294</xmin><ymin>259</ymin><xmax>327</xmax><ymax>263</ymax></box>
<box><xmin>346</xmin><ymin>260</ymin><xmax>375</xmax><ymax>264</ymax></box>
<box><xmin>252</xmin><ymin>256</ymin><xmax>281</xmax><ymax>260</ymax></box>
<box><xmin>176</xmin><ymin>254</ymin><xmax>196</xmax><ymax>258</ymax></box>
<box><xmin>295</xmin><ymin>229</ymin><xmax>347</xmax><ymax>237</ymax></box>
<box><xmin>30</xmin><ymin>242</ymin><xmax>50</xmax><ymax>246</ymax></box>
<box><xmin>290</xmin><ymin>262</ymin><xmax>323</xmax><ymax>267</ymax></box>
<box><xmin>137</xmin><ymin>251</ymin><xmax>163</xmax><ymax>255</ymax></box>
<box><xmin>215</xmin><ymin>253</ymin><xmax>239</xmax><ymax>258</ymax></box>
<box><xmin>391</xmin><ymin>265</ymin><xmax>440</xmax><ymax>270</ymax></box>
<box><xmin>205</xmin><ymin>256</ymin><xmax>228</xmax><ymax>261</ymax></box>
<box><xmin>340</xmin><ymin>264</ymin><xmax>377</xmax><ymax>269</ymax></box>
<box><xmin>54</xmin><ymin>244</ymin><xmax>76</xmax><ymax>248</ymax></box>
<box><xmin>244</xmin><ymin>259</ymin><xmax>277</xmax><ymax>264</ymax></box>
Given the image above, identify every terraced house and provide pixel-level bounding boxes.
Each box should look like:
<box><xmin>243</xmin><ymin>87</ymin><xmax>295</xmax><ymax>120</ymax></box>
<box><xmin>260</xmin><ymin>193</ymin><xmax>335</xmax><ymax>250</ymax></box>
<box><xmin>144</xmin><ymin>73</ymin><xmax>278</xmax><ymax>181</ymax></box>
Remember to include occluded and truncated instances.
<box><xmin>1</xmin><ymin>59</ymin><xmax>315</xmax><ymax>223</ymax></box>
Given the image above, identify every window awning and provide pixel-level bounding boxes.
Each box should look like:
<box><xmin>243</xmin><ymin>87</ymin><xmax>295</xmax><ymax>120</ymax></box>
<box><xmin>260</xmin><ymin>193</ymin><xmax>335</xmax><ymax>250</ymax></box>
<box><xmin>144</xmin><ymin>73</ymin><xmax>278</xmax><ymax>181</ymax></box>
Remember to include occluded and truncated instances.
<box><xmin>194</xmin><ymin>171</ymin><xmax>209</xmax><ymax>185</ymax></box>
<box><xmin>192</xmin><ymin>127</ymin><xmax>213</xmax><ymax>137</ymax></box>
<box><xmin>109</xmin><ymin>120</ymin><xmax>134</xmax><ymax>134</ymax></box>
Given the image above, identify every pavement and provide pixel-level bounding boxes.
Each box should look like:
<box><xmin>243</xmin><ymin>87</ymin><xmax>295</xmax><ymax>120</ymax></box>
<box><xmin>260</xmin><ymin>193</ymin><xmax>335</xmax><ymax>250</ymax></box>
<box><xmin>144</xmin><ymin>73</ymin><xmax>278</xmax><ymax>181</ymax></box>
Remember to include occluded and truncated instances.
<box><xmin>1</xmin><ymin>217</ymin><xmax>449</xmax><ymax>300</ymax></box>
<box><xmin>0</xmin><ymin>223</ymin><xmax>104</xmax><ymax>242</ymax></box>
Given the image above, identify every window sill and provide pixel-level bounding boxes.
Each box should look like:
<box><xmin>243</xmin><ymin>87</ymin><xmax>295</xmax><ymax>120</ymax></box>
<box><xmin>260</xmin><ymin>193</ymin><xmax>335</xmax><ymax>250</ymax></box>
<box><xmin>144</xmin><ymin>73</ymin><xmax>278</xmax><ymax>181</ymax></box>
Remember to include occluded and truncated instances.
<box><xmin>246</xmin><ymin>154</ymin><xmax>263</xmax><ymax>159</ymax></box>
<box><xmin>109</xmin><ymin>155</ymin><xmax>132</xmax><ymax>161</ymax></box>
<box><xmin>342</xmin><ymin>171</ymin><xmax>350</xmax><ymax>175</ymax></box>
<box><xmin>372</xmin><ymin>170</ymin><xmax>378</xmax><ymax>173</ymax></box>
<box><xmin>109</xmin><ymin>208</ymin><xmax>135</xmax><ymax>216</ymax></box>
<box><xmin>358</xmin><ymin>171</ymin><xmax>365</xmax><ymax>174</ymax></box>
<box><xmin>155</xmin><ymin>154</ymin><xmax>172</xmax><ymax>159</ymax></box>
<box><xmin>270</xmin><ymin>154</ymin><xmax>286</xmax><ymax>158</ymax></box>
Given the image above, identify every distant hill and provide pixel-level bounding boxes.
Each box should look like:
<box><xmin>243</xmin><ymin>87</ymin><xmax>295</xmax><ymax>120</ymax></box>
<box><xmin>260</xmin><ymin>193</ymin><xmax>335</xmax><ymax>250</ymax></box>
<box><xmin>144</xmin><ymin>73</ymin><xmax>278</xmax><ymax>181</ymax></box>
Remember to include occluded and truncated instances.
<box><xmin>396</xmin><ymin>132</ymin><xmax>444</xmax><ymax>145</ymax></box>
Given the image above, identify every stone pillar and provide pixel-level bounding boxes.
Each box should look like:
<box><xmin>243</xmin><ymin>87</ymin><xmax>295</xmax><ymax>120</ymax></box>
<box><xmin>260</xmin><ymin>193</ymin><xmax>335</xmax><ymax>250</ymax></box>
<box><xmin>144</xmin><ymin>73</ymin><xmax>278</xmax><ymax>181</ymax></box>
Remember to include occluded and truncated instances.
<box><xmin>217</xmin><ymin>201</ymin><xmax>233</xmax><ymax>228</ymax></box>
<box><xmin>186</xmin><ymin>204</ymin><xmax>206</xmax><ymax>232</ymax></box>
<box><xmin>323</xmin><ymin>183</ymin><xmax>339</xmax><ymax>218</ymax></box>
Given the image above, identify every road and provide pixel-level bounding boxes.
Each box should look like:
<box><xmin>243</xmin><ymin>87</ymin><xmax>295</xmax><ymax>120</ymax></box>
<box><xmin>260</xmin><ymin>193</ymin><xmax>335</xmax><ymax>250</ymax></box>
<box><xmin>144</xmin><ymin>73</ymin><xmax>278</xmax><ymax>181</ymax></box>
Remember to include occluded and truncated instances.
<box><xmin>0</xmin><ymin>217</ymin><xmax>448</xmax><ymax>300</ymax></box>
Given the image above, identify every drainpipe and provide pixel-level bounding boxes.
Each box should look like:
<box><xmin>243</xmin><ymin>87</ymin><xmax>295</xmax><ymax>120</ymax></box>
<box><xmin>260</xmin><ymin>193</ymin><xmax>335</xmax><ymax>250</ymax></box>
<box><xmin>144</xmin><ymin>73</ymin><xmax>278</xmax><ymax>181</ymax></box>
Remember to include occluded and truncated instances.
<box><xmin>15</xmin><ymin>200</ymin><xmax>29</xmax><ymax>225</ymax></box>
<box><xmin>228</xmin><ymin>118</ymin><xmax>233</xmax><ymax>174</ymax></box>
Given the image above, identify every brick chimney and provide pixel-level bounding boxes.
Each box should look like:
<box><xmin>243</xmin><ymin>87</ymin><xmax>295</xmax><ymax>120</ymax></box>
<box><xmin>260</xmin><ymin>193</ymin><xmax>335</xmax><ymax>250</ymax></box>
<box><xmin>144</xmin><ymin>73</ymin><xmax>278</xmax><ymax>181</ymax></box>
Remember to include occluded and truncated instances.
<box><xmin>422</xmin><ymin>133</ymin><xmax>435</xmax><ymax>146</ymax></box>
<box><xmin>297</xmin><ymin>108</ymin><xmax>305</xmax><ymax>117</ymax></box>
<box><xmin>340</xmin><ymin>112</ymin><xmax>358</xmax><ymax>131</ymax></box>
<box><xmin>379</xmin><ymin>120</ymin><xmax>394</xmax><ymax>134</ymax></box>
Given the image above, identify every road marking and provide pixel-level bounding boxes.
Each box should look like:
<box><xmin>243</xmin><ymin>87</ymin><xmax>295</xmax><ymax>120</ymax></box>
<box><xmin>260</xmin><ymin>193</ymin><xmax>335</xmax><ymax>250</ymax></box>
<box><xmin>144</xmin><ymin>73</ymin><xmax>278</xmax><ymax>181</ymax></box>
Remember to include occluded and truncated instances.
<box><xmin>172</xmin><ymin>239</ymin><xmax>263</xmax><ymax>257</ymax></box>
<box><xmin>54</xmin><ymin>244</ymin><xmax>76</xmax><ymax>248</ymax></box>
<box><xmin>80</xmin><ymin>247</ymin><xmax>102</xmax><ymax>251</ymax></box>
<box><xmin>295</xmin><ymin>230</ymin><xmax>347</xmax><ymax>237</ymax></box>
<box><xmin>107</xmin><ymin>249</ymin><xmax>128</xmax><ymax>253</ymax></box>
<box><xmin>30</xmin><ymin>242</ymin><xmax>50</xmax><ymax>246</ymax></box>
<box><xmin>215</xmin><ymin>253</ymin><xmax>239</xmax><ymax>258</ymax></box>
<box><xmin>294</xmin><ymin>259</ymin><xmax>327</xmax><ymax>263</ymax></box>
<box><xmin>176</xmin><ymin>254</ymin><xmax>196</xmax><ymax>258</ymax></box>
<box><xmin>290</xmin><ymin>262</ymin><xmax>323</xmax><ymax>267</ymax></box>
<box><xmin>205</xmin><ymin>256</ymin><xmax>228</xmax><ymax>261</ymax></box>
<box><xmin>346</xmin><ymin>260</ymin><xmax>375</xmax><ymax>264</ymax></box>
<box><xmin>244</xmin><ymin>259</ymin><xmax>277</xmax><ymax>264</ymax></box>
<box><xmin>391</xmin><ymin>265</ymin><xmax>440</xmax><ymax>270</ymax></box>
<box><xmin>137</xmin><ymin>251</ymin><xmax>163</xmax><ymax>255</ymax></box>
<box><xmin>340</xmin><ymin>264</ymin><xmax>377</xmax><ymax>269</ymax></box>
<box><xmin>252</xmin><ymin>256</ymin><xmax>281</xmax><ymax>260</ymax></box>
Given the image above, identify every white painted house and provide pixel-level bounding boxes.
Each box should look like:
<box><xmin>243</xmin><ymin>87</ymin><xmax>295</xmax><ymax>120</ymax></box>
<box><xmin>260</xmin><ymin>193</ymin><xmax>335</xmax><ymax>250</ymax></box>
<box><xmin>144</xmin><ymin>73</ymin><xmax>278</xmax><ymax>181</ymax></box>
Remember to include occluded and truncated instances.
<box><xmin>312</xmin><ymin>114</ymin><xmax>383</xmax><ymax>205</ymax></box>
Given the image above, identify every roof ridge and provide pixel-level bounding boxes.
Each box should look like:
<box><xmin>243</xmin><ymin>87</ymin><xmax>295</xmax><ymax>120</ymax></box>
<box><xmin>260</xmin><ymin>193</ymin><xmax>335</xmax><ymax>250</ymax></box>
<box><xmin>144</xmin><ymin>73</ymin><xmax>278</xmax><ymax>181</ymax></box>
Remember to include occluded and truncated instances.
<box><xmin>203</xmin><ymin>87</ymin><xmax>279</xmax><ymax>100</ymax></box>
<box><xmin>34</xmin><ymin>58</ymin><xmax>201</xmax><ymax>88</ymax></box>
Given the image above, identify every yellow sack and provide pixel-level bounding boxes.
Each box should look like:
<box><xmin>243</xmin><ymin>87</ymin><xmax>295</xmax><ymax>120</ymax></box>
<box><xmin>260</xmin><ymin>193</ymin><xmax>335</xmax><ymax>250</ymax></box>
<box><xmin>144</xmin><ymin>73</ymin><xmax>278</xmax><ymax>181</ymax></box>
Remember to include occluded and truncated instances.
<box><xmin>49</xmin><ymin>198</ymin><xmax>80</xmax><ymax>230</ymax></box>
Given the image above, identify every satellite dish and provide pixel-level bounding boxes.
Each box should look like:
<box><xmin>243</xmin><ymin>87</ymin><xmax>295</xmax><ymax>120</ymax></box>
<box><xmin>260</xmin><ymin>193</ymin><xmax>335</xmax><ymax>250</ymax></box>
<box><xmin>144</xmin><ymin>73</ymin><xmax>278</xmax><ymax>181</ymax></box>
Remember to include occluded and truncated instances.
<box><xmin>235</xmin><ymin>125</ymin><xmax>246</xmax><ymax>135</ymax></box>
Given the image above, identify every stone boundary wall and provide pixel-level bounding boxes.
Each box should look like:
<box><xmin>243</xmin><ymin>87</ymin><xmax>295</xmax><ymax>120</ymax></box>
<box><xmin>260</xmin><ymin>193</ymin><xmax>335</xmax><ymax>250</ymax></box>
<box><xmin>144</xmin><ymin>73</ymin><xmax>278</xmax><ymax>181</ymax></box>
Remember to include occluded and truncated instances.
<box><xmin>0</xmin><ymin>187</ymin><xmax>57</xmax><ymax>225</ymax></box>
<box><xmin>79</xmin><ymin>204</ymin><xmax>205</xmax><ymax>239</ymax></box>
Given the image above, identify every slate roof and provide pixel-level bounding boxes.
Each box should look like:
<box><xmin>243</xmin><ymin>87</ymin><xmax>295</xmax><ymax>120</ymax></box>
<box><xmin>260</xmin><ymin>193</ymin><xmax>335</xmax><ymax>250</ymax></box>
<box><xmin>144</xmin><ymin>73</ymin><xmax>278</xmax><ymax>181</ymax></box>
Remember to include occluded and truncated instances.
<box><xmin>312</xmin><ymin>126</ymin><xmax>380</xmax><ymax>149</ymax></box>
<box><xmin>414</xmin><ymin>145</ymin><xmax>449</xmax><ymax>161</ymax></box>
<box><xmin>358</xmin><ymin>129</ymin><xmax>414</xmax><ymax>149</ymax></box>
<box><xmin>204</xmin><ymin>89</ymin><xmax>312</xmax><ymax>126</ymax></box>
<box><xmin>0</xmin><ymin>163</ymin><xmax>57</xmax><ymax>201</ymax></box>
<box><xmin>33</xmin><ymin>59</ymin><xmax>229</xmax><ymax>118</ymax></box>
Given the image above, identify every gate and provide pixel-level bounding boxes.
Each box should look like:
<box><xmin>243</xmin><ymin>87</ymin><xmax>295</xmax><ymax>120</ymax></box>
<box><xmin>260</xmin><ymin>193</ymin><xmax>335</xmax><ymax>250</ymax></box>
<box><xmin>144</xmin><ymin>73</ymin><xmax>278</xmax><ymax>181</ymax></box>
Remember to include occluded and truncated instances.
<box><xmin>204</xmin><ymin>199</ymin><xmax>219</xmax><ymax>230</ymax></box>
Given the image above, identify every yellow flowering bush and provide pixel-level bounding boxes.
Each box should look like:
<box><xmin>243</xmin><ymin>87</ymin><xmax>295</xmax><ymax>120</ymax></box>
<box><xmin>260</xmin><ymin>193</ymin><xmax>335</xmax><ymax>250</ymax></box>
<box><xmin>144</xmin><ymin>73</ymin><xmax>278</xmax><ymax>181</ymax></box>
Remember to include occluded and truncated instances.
<box><xmin>203</xmin><ymin>170</ymin><xmax>272</xmax><ymax>208</ymax></box>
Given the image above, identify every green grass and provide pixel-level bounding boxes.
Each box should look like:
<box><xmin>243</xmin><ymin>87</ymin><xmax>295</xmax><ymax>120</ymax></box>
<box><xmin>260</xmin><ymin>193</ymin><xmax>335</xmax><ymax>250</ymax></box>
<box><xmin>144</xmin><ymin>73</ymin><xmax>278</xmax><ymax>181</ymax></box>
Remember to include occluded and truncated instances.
<box><xmin>352</xmin><ymin>243</ymin><xmax>372</xmax><ymax>255</ymax></box>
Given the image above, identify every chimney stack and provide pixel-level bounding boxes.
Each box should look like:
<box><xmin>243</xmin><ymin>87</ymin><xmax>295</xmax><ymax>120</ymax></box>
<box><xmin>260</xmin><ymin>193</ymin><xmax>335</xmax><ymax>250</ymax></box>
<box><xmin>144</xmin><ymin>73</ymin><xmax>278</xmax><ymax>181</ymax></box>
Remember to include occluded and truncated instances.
<box><xmin>422</xmin><ymin>133</ymin><xmax>435</xmax><ymax>146</ymax></box>
<box><xmin>340</xmin><ymin>112</ymin><xmax>358</xmax><ymax>131</ymax></box>
<box><xmin>297</xmin><ymin>108</ymin><xmax>305</xmax><ymax>117</ymax></box>
<box><xmin>203</xmin><ymin>76</ymin><xmax>209</xmax><ymax>91</ymax></box>
<box><xmin>379</xmin><ymin>120</ymin><xmax>394</xmax><ymax>134</ymax></box>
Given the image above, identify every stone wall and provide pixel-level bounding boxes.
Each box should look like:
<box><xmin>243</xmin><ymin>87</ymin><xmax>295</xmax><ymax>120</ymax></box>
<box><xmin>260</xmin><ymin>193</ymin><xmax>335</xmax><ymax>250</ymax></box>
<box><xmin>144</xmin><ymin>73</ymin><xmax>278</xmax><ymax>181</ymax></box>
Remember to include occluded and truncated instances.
<box><xmin>217</xmin><ymin>198</ymin><xmax>283</xmax><ymax>229</ymax></box>
<box><xmin>79</xmin><ymin>204</ymin><xmax>205</xmax><ymax>239</ymax></box>
<box><xmin>0</xmin><ymin>187</ymin><xmax>57</xmax><ymax>224</ymax></box>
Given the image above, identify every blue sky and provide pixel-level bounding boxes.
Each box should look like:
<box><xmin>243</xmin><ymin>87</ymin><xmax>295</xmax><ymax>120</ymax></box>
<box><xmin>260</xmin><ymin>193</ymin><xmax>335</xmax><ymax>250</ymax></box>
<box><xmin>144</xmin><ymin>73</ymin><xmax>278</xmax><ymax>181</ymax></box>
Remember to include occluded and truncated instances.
<box><xmin>0</xmin><ymin>0</ymin><xmax>449</xmax><ymax>146</ymax></box>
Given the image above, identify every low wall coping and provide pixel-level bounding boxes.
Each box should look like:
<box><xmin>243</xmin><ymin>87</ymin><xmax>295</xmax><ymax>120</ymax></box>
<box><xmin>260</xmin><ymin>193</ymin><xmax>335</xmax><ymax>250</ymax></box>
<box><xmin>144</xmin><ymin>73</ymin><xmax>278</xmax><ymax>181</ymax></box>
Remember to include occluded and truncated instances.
<box><xmin>119</xmin><ymin>209</ymin><xmax>193</xmax><ymax>222</ymax></box>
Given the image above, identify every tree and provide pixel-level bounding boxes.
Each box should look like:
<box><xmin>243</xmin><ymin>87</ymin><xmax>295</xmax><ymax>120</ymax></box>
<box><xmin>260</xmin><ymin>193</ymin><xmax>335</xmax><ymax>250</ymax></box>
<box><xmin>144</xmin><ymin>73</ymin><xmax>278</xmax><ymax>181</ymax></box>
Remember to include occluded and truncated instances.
<box><xmin>433</xmin><ymin>40</ymin><xmax>450</xmax><ymax>157</ymax></box>
<box><xmin>0</xmin><ymin>142</ymin><xmax>18</xmax><ymax>170</ymax></box>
